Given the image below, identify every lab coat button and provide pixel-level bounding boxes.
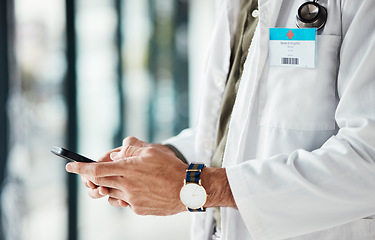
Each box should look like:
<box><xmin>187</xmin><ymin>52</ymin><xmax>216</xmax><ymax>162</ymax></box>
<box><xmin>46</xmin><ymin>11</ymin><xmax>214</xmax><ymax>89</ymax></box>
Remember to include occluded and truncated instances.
<box><xmin>251</xmin><ymin>9</ymin><xmax>259</xmax><ymax>18</ymax></box>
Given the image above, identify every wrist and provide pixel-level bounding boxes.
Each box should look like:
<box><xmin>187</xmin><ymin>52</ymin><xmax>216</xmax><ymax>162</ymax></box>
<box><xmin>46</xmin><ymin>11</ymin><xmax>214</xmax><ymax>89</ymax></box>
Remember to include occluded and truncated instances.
<box><xmin>180</xmin><ymin>163</ymin><xmax>207</xmax><ymax>212</ymax></box>
<box><xmin>201</xmin><ymin>167</ymin><xmax>237</xmax><ymax>209</ymax></box>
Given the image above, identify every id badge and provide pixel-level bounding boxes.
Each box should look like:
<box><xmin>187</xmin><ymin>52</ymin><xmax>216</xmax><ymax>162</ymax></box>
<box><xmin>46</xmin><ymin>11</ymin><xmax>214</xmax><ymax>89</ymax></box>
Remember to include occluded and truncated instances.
<box><xmin>269</xmin><ymin>28</ymin><xmax>317</xmax><ymax>68</ymax></box>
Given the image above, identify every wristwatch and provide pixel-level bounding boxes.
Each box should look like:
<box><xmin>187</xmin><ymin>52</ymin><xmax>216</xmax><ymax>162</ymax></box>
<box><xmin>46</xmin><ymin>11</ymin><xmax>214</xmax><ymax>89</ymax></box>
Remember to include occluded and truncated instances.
<box><xmin>180</xmin><ymin>163</ymin><xmax>207</xmax><ymax>212</ymax></box>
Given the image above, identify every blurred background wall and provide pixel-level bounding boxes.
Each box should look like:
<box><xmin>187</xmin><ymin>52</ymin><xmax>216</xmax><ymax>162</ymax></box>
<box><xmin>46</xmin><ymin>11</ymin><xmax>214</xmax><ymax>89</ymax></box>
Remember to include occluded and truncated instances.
<box><xmin>0</xmin><ymin>0</ymin><xmax>215</xmax><ymax>239</ymax></box>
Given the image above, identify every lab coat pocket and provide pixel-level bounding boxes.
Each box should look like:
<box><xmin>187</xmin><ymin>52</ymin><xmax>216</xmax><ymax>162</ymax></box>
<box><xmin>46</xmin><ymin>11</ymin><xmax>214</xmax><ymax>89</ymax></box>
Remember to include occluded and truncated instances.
<box><xmin>259</xmin><ymin>35</ymin><xmax>341</xmax><ymax>131</ymax></box>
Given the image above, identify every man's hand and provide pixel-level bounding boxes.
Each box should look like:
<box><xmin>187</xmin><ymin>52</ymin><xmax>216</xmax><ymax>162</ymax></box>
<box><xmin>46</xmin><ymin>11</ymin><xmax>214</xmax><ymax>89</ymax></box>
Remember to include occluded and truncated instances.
<box><xmin>79</xmin><ymin>146</ymin><xmax>126</xmax><ymax>207</ymax></box>
<box><xmin>79</xmin><ymin>137</ymin><xmax>179</xmax><ymax>208</ymax></box>
<box><xmin>67</xmin><ymin>136</ymin><xmax>237</xmax><ymax>215</ymax></box>
<box><xmin>66</xmin><ymin>137</ymin><xmax>188</xmax><ymax>216</ymax></box>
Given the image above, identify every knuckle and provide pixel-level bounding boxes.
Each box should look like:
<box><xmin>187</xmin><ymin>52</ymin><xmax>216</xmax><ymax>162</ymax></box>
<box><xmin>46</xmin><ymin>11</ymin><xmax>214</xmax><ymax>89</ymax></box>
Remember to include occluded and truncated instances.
<box><xmin>124</xmin><ymin>181</ymin><xmax>135</xmax><ymax>193</ymax></box>
<box><xmin>90</xmin><ymin>176</ymin><xmax>105</xmax><ymax>187</ymax></box>
<box><xmin>126</xmin><ymin>192</ymin><xmax>140</xmax><ymax>205</ymax></box>
<box><xmin>126</xmin><ymin>194</ymin><xmax>136</xmax><ymax>204</ymax></box>
<box><xmin>91</xmin><ymin>165</ymin><xmax>101</xmax><ymax>176</ymax></box>
<box><xmin>142</xmin><ymin>147</ymin><xmax>156</xmax><ymax>158</ymax></box>
<box><xmin>123</xmin><ymin>145</ymin><xmax>132</xmax><ymax>157</ymax></box>
<box><xmin>132</xmin><ymin>206</ymin><xmax>146</xmax><ymax>215</ymax></box>
<box><xmin>81</xmin><ymin>176</ymin><xmax>89</xmax><ymax>186</ymax></box>
<box><xmin>147</xmin><ymin>147</ymin><xmax>157</xmax><ymax>155</ymax></box>
<box><xmin>91</xmin><ymin>177</ymin><xmax>99</xmax><ymax>185</ymax></box>
<box><xmin>123</xmin><ymin>136</ymin><xmax>138</xmax><ymax>146</ymax></box>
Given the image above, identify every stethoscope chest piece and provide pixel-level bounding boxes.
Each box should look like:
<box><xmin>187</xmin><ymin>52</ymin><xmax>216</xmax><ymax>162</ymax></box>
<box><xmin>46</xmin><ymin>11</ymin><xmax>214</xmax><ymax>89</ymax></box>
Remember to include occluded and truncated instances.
<box><xmin>296</xmin><ymin>0</ymin><xmax>327</xmax><ymax>30</ymax></box>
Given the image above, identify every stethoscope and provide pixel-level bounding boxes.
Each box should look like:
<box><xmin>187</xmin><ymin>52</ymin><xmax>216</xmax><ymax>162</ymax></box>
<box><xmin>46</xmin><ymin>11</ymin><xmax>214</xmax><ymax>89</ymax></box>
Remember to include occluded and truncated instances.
<box><xmin>296</xmin><ymin>0</ymin><xmax>327</xmax><ymax>30</ymax></box>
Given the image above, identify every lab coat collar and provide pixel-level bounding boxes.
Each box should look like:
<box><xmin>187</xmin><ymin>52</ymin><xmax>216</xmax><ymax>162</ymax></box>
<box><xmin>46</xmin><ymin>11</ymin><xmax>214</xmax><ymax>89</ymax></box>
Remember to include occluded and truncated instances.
<box><xmin>224</xmin><ymin>0</ymin><xmax>284</xmax><ymax>28</ymax></box>
<box><xmin>223</xmin><ymin>0</ymin><xmax>284</xmax><ymax>77</ymax></box>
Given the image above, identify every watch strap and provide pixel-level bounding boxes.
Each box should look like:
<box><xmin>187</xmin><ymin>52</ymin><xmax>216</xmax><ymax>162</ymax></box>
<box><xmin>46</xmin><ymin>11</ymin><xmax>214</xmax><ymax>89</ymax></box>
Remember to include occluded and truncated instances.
<box><xmin>188</xmin><ymin>207</ymin><xmax>205</xmax><ymax>212</ymax></box>
<box><xmin>186</xmin><ymin>163</ymin><xmax>205</xmax><ymax>184</ymax></box>
<box><xmin>185</xmin><ymin>163</ymin><xmax>206</xmax><ymax>212</ymax></box>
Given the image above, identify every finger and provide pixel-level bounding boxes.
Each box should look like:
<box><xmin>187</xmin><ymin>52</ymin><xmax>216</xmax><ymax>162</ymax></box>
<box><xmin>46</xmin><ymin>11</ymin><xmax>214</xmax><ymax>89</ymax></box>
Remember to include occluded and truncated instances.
<box><xmin>98</xmin><ymin>147</ymin><xmax>122</xmax><ymax>163</ymax></box>
<box><xmin>116</xmin><ymin>145</ymin><xmax>144</xmax><ymax>160</ymax></box>
<box><xmin>118</xmin><ymin>200</ymin><xmax>129</xmax><ymax>208</ymax></box>
<box><xmin>122</xmin><ymin>136</ymin><xmax>144</xmax><ymax>147</ymax></box>
<box><xmin>107</xmin><ymin>187</ymin><xmax>126</xmax><ymax>200</ymax></box>
<box><xmin>81</xmin><ymin>175</ymin><xmax>98</xmax><ymax>189</ymax></box>
<box><xmin>110</xmin><ymin>151</ymin><xmax>120</xmax><ymax>161</ymax></box>
<box><xmin>87</xmin><ymin>187</ymin><xmax>108</xmax><ymax>199</ymax></box>
<box><xmin>87</xmin><ymin>176</ymin><xmax>122</xmax><ymax>189</ymax></box>
<box><xmin>108</xmin><ymin>197</ymin><xmax>128</xmax><ymax>208</ymax></box>
<box><xmin>111</xmin><ymin>137</ymin><xmax>145</xmax><ymax>160</ymax></box>
<box><xmin>66</xmin><ymin>160</ymin><xmax>129</xmax><ymax>177</ymax></box>
<box><xmin>87</xmin><ymin>180</ymin><xmax>97</xmax><ymax>189</ymax></box>
<box><xmin>81</xmin><ymin>175</ymin><xmax>90</xmax><ymax>188</ymax></box>
<box><xmin>106</xmin><ymin>188</ymin><xmax>129</xmax><ymax>208</ymax></box>
<box><xmin>98</xmin><ymin>186</ymin><xmax>109</xmax><ymax>196</ymax></box>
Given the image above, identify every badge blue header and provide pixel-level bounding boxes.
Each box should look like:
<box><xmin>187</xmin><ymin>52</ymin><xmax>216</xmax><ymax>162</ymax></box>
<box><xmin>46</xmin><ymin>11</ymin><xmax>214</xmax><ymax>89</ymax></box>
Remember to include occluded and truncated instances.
<box><xmin>270</xmin><ymin>28</ymin><xmax>316</xmax><ymax>41</ymax></box>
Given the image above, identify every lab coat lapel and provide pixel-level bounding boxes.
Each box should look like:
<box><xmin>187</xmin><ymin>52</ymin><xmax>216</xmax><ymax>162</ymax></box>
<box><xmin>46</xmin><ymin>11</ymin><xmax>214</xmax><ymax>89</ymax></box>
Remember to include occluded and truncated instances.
<box><xmin>222</xmin><ymin>0</ymin><xmax>284</xmax><ymax>168</ymax></box>
<box><xmin>257</xmin><ymin>0</ymin><xmax>284</xmax><ymax>76</ymax></box>
<box><xmin>225</xmin><ymin>0</ymin><xmax>241</xmax><ymax>44</ymax></box>
<box><xmin>222</xmin><ymin>3</ymin><xmax>286</xmax><ymax>240</ymax></box>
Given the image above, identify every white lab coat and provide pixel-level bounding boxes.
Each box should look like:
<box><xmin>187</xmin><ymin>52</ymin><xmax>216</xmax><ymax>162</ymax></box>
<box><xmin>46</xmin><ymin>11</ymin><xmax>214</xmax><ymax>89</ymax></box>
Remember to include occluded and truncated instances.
<box><xmin>163</xmin><ymin>0</ymin><xmax>375</xmax><ymax>239</ymax></box>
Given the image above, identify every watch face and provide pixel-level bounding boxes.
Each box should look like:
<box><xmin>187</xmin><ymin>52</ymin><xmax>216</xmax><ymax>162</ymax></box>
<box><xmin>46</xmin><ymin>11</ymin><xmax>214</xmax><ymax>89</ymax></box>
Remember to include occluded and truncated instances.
<box><xmin>180</xmin><ymin>183</ymin><xmax>207</xmax><ymax>209</ymax></box>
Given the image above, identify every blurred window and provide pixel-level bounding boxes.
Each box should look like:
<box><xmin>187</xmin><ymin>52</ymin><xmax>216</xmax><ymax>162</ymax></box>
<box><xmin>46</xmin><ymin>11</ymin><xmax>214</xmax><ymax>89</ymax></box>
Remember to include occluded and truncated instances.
<box><xmin>2</xmin><ymin>0</ymin><xmax>215</xmax><ymax>239</ymax></box>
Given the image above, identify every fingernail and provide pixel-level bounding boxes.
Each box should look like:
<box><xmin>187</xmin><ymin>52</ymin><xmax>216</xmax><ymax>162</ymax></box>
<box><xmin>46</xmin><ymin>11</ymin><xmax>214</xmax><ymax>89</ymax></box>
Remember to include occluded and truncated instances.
<box><xmin>65</xmin><ymin>164</ymin><xmax>72</xmax><ymax>172</ymax></box>
<box><xmin>119</xmin><ymin>201</ymin><xmax>129</xmax><ymax>208</ymax></box>
<box><xmin>110</xmin><ymin>152</ymin><xmax>120</xmax><ymax>160</ymax></box>
<box><xmin>99</xmin><ymin>189</ymin><xmax>104</xmax><ymax>196</ymax></box>
<box><xmin>99</xmin><ymin>188</ymin><xmax>107</xmax><ymax>196</ymax></box>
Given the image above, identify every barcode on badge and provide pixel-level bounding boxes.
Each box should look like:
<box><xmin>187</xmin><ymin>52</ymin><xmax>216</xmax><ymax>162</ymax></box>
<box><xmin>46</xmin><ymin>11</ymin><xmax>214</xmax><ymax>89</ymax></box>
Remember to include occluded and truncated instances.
<box><xmin>281</xmin><ymin>58</ymin><xmax>299</xmax><ymax>65</ymax></box>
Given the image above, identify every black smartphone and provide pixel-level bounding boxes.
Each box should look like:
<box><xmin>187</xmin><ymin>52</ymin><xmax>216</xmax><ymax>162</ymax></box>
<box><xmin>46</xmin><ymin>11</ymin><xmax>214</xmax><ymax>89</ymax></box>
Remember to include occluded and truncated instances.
<box><xmin>51</xmin><ymin>146</ymin><xmax>96</xmax><ymax>163</ymax></box>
